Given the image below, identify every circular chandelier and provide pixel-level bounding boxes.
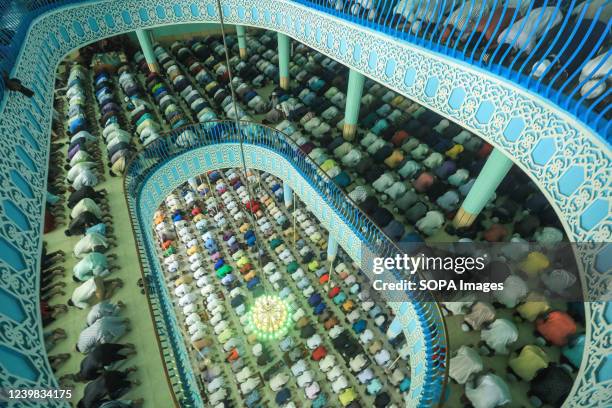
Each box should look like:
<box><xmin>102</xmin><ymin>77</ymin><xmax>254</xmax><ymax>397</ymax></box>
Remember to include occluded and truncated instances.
<box><xmin>247</xmin><ymin>295</ymin><xmax>292</xmax><ymax>340</ymax></box>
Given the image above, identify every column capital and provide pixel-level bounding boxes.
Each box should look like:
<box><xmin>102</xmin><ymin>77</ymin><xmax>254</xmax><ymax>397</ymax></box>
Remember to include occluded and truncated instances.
<box><xmin>452</xmin><ymin>207</ymin><xmax>477</xmax><ymax>228</ymax></box>
<box><xmin>343</xmin><ymin>123</ymin><xmax>357</xmax><ymax>140</ymax></box>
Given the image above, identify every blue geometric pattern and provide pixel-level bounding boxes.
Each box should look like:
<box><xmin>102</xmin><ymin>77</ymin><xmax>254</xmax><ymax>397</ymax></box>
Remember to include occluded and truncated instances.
<box><xmin>475</xmin><ymin>100</ymin><xmax>495</xmax><ymax>125</ymax></box>
<box><xmin>0</xmin><ymin>1</ymin><xmax>608</xmax><ymax>406</ymax></box>
<box><xmin>531</xmin><ymin>138</ymin><xmax>557</xmax><ymax>166</ymax></box>
<box><xmin>558</xmin><ymin>166</ymin><xmax>586</xmax><ymax>197</ymax></box>
<box><xmin>502</xmin><ymin>117</ymin><xmax>525</xmax><ymax>142</ymax></box>
<box><xmin>448</xmin><ymin>87</ymin><xmax>466</xmax><ymax>111</ymax></box>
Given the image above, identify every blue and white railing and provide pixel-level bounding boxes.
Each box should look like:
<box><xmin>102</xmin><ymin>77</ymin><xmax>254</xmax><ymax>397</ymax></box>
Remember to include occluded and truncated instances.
<box><xmin>124</xmin><ymin>121</ymin><xmax>449</xmax><ymax>406</ymax></box>
<box><xmin>0</xmin><ymin>1</ymin><xmax>83</xmax><ymax>94</ymax></box>
<box><xmin>0</xmin><ymin>0</ymin><xmax>610</xmax><ymax>136</ymax></box>
<box><xmin>294</xmin><ymin>0</ymin><xmax>611</xmax><ymax>136</ymax></box>
<box><xmin>124</xmin><ymin>190</ymin><xmax>203</xmax><ymax>407</ymax></box>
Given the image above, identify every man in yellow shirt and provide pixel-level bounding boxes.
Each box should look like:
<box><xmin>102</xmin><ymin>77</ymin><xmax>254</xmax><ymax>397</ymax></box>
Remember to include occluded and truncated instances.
<box><xmin>508</xmin><ymin>345</ymin><xmax>550</xmax><ymax>381</ymax></box>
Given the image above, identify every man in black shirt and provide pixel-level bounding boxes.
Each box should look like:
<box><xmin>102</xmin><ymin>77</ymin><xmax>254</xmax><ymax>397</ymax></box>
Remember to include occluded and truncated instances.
<box><xmin>64</xmin><ymin>343</ymin><xmax>136</xmax><ymax>382</ymax></box>
<box><xmin>65</xmin><ymin>211</ymin><xmax>102</xmax><ymax>236</ymax></box>
<box><xmin>107</xmin><ymin>142</ymin><xmax>130</xmax><ymax>160</ymax></box>
<box><xmin>68</xmin><ymin>187</ymin><xmax>107</xmax><ymax>209</ymax></box>
<box><xmin>76</xmin><ymin>368</ymin><xmax>139</xmax><ymax>408</ymax></box>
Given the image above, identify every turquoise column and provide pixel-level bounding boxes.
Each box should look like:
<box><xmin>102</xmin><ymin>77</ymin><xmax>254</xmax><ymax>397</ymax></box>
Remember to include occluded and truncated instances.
<box><xmin>453</xmin><ymin>149</ymin><xmax>513</xmax><ymax>227</ymax></box>
<box><xmin>343</xmin><ymin>68</ymin><xmax>365</xmax><ymax>140</ymax></box>
<box><xmin>283</xmin><ymin>183</ymin><xmax>293</xmax><ymax>208</ymax></box>
<box><xmin>327</xmin><ymin>235</ymin><xmax>339</xmax><ymax>261</ymax></box>
<box><xmin>236</xmin><ymin>25</ymin><xmax>247</xmax><ymax>59</ymax></box>
<box><xmin>135</xmin><ymin>29</ymin><xmax>159</xmax><ymax>73</ymax></box>
<box><xmin>277</xmin><ymin>33</ymin><xmax>290</xmax><ymax>90</ymax></box>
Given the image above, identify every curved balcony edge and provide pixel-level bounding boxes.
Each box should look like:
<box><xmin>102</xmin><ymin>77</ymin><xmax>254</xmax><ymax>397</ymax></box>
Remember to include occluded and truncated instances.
<box><xmin>123</xmin><ymin>121</ymin><xmax>449</xmax><ymax>406</ymax></box>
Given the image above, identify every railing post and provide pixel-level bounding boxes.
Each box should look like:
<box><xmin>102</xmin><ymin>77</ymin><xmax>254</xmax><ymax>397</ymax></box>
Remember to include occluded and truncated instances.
<box><xmin>327</xmin><ymin>235</ymin><xmax>339</xmax><ymax>261</ymax></box>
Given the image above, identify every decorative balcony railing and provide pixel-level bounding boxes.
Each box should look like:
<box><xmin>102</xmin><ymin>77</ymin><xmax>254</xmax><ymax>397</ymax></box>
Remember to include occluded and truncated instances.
<box><xmin>124</xmin><ymin>120</ymin><xmax>449</xmax><ymax>406</ymax></box>
<box><xmin>294</xmin><ymin>0</ymin><xmax>611</xmax><ymax>137</ymax></box>
<box><xmin>123</xmin><ymin>188</ymin><xmax>203</xmax><ymax>406</ymax></box>
<box><xmin>0</xmin><ymin>1</ymin><xmax>610</xmax><ymax>138</ymax></box>
<box><xmin>0</xmin><ymin>1</ymin><xmax>79</xmax><ymax>92</ymax></box>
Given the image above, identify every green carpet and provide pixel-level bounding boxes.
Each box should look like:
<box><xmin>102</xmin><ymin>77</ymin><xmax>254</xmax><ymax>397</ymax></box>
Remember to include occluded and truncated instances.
<box><xmin>43</xmin><ymin>156</ymin><xmax>173</xmax><ymax>407</ymax></box>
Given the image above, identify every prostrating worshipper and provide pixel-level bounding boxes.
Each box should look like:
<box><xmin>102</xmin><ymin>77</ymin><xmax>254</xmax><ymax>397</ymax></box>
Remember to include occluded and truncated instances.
<box><xmin>69</xmin><ymin>277</ymin><xmax>123</xmax><ymax>309</ymax></box>
<box><xmin>86</xmin><ymin>301</ymin><xmax>124</xmax><ymax>326</ymax></box>
<box><xmin>464</xmin><ymin>373</ymin><xmax>511</xmax><ymax>408</ymax></box>
<box><xmin>515</xmin><ymin>291</ymin><xmax>551</xmax><ymax>322</ymax></box>
<box><xmin>493</xmin><ymin>274</ymin><xmax>528</xmax><ymax>308</ymax></box>
<box><xmin>63</xmin><ymin>343</ymin><xmax>136</xmax><ymax>382</ymax></box>
<box><xmin>508</xmin><ymin>344</ymin><xmax>550</xmax><ymax>381</ymax></box>
<box><xmin>462</xmin><ymin>302</ymin><xmax>496</xmax><ymax>331</ymax></box>
<box><xmin>494</xmin><ymin>6</ymin><xmax>564</xmax><ymax>66</ymax></box>
<box><xmin>73</xmin><ymin>232</ymin><xmax>115</xmax><ymax>257</ymax></box>
<box><xmin>479</xmin><ymin>318</ymin><xmax>518</xmax><ymax>355</ymax></box>
<box><xmin>70</xmin><ymin>197</ymin><xmax>110</xmax><ymax>222</ymax></box>
<box><xmin>66</xmin><ymin>211</ymin><xmax>105</xmax><ymax>236</ymax></box>
<box><xmin>449</xmin><ymin>345</ymin><xmax>483</xmax><ymax>385</ymax></box>
<box><xmin>68</xmin><ymin>186</ymin><xmax>107</xmax><ymax>209</ymax></box>
<box><xmin>76</xmin><ymin>369</ymin><xmax>139</xmax><ymax>408</ymax></box>
<box><xmin>73</xmin><ymin>252</ymin><xmax>117</xmax><ymax>282</ymax></box>
<box><xmin>529</xmin><ymin>365</ymin><xmax>574</xmax><ymax>407</ymax></box>
<box><xmin>535</xmin><ymin>310</ymin><xmax>577</xmax><ymax>346</ymax></box>
<box><xmin>76</xmin><ymin>316</ymin><xmax>131</xmax><ymax>353</ymax></box>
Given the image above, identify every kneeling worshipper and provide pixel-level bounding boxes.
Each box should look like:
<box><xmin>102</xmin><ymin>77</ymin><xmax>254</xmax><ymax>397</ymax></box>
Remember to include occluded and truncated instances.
<box><xmin>465</xmin><ymin>373</ymin><xmax>511</xmax><ymax>408</ymax></box>
<box><xmin>69</xmin><ymin>277</ymin><xmax>123</xmax><ymax>309</ymax></box>
<box><xmin>449</xmin><ymin>345</ymin><xmax>483</xmax><ymax>384</ymax></box>
<box><xmin>73</xmin><ymin>252</ymin><xmax>115</xmax><ymax>281</ymax></box>
<box><xmin>76</xmin><ymin>316</ymin><xmax>131</xmax><ymax>353</ymax></box>
<box><xmin>66</xmin><ymin>343</ymin><xmax>136</xmax><ymax>382</ymax></box>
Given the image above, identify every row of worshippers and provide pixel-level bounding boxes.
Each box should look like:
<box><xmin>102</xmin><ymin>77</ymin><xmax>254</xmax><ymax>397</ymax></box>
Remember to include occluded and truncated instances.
<box><xmin>41</xmin><ymin>64</ymin><xmax>141</xmax><ymax>408</ymax></box>
<box><xmin>340</xmin><ymin>1</ymin><xmax>610</xmax><ymax>104</ymax></box>
<box><xmin>53</xmin><ymin>63</ymin><xmax>143</xmax><ymax>408</ymax></box>
<box><xmin>234</xmin><ymin>31</ymin><xmax>566</xmax><ymax>247</ymax></box>
<box><xmin>91</xmin><ymin>66</ymin><xmax>135</xmax><ymax>176</ymax></box>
